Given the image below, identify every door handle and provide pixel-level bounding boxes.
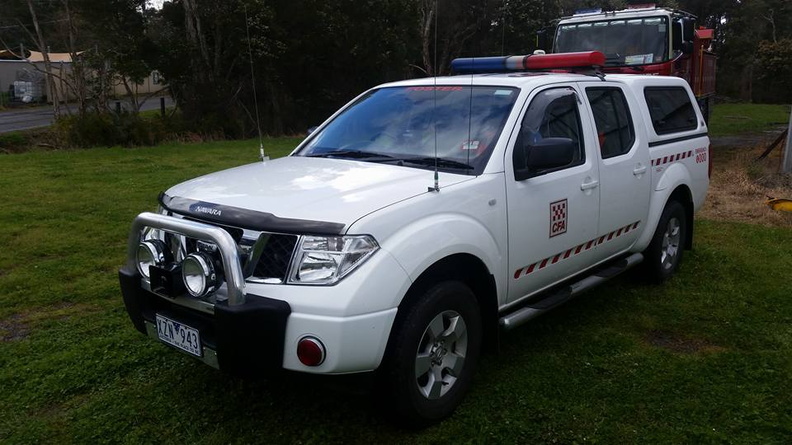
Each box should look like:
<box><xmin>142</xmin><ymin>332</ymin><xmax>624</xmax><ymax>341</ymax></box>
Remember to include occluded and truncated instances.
<box><xmin>580</xmin><ymin>179</ymin><xmax>599</xmax><ymax>191</ymax></box>
<box><xmin>633</xmin><ymin>165</ymin><xmax>648</xmax><ymax>175</ymax></box>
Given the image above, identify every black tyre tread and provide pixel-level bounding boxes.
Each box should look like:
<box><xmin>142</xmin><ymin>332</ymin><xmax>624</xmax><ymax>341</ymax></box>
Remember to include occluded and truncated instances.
<box><xmin>641</xmin><ymin>200</ymin><xmax>687</xmax><ymax>283</ymax></box>
<box><xmin>381</xmin><ymin>280</ymin><xmax>482</xmax><ymax>427</ymax></box>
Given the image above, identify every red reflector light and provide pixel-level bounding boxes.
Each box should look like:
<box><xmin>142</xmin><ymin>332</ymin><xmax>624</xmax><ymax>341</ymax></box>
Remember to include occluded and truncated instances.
<box><xmin>297</xmin><ymin>337</ymin><xmax>326</xmax><ymax>366</ymax></box>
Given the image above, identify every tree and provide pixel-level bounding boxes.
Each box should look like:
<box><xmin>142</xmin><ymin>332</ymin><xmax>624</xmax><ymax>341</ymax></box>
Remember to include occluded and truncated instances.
<box><xmin>72</xmin><ymin>0</ymin><xmax>157</xmax><ymax>113</ymax></box>
<box><xmin>756</xmin><ymin>39</ymin><xmax>792</xmax><ymax>103</ymax></box>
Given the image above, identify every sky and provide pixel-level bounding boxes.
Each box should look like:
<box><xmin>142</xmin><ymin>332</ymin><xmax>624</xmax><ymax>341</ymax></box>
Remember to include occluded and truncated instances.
<box><xmin>147</xmin><ymin>0</ymin><xmax>165</xmax><ymax>10</ymax></box>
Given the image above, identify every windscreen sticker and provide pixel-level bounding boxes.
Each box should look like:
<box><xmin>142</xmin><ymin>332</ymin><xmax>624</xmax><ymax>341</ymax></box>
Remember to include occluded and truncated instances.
<box><xmin>494</xmin><ymin>89</ymin><xmax>513</xmax><ymax>96</ymax></box>
<box><xmin>625</xmin><ymin>54</ymin><xmax>653</xmax><ymax>65</ymax></box>
<box><xmin>550</xmin><ymin>199</ymin><xmax>568</xmax><ymax>238</ymax></box>
<box><xmin>461</xmin><ymin>140</ymin><xmax>481</xmax><ymax>150</ymax></box>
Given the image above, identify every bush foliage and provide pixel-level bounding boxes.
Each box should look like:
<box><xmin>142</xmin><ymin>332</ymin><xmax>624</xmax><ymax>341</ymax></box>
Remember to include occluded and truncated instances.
<box><xmin>53</xmin><ymin>112</ymin><xmax>183</xmax><ymax>148</ymax></box>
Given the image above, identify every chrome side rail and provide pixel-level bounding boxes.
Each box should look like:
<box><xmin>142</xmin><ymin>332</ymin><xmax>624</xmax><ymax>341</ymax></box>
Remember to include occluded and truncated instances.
<box><xmin>126</xmin><ymin>212</ymin><xmax>246</xmax><ymax>306</ymax></box>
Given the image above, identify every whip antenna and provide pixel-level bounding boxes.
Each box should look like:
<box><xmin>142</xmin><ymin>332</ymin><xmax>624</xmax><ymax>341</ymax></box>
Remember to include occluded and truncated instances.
<box><xmin>429</xmin><ymin>0</ymin><xmax>440</xmax><ymax>192</ymax></box>
<box><xmin>244</xmin><ymin>4</ymin><xmax>268</xmax><ymax>161</ymax></box>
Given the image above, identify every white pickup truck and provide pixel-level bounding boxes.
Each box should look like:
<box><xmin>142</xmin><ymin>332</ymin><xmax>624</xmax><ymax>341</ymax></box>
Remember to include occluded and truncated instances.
<box><xmin>119</xmin><ymin>52</ymin><xmax>709</xmax><ymax>425</ymax></box>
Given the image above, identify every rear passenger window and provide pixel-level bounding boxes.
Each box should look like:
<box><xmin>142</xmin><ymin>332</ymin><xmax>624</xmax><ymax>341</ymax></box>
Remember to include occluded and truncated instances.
<box><xmin>644</xmin><ymin>87</ymin><xmax>697</xmax><ymax>135</ymax></box>
<box><xmin>586</xmin><ymin>87</ymin><xmax>635</xmax><ymax>158</ymax></box>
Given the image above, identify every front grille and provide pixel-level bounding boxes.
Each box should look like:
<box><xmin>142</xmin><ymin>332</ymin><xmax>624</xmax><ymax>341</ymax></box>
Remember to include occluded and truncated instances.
<box><xmin>159</xmin><ymin>213</ymin><xmax>298</xmax><ymax>283</ymax></box>
<box><xmin>253</xmin><ymin>234</ymin><xmax>298</xmax><ymax>281</ymax></box>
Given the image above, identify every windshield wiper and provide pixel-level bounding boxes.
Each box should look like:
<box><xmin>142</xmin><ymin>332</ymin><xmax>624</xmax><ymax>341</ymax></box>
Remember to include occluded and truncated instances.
<box><xmin>401</xmin><ymin>157</ymin><xmax>474</xmax><ymax>170</ymax></box>
<box><xmin>306</xmin><ymin>150</ymin><xmax>397</xmax><ymax>162</ymax></box>
<box><xmin>307</xmin><ymin>151</ymin><xmax>474</xmax><ymax>170</ymax></box>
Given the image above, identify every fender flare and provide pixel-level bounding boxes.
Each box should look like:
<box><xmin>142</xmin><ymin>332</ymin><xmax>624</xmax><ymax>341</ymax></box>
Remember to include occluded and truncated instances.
<box><xmin>379</xmin><ymin>213</ymin><xmax>502</xmax><ymax>308</ymax></box>
<box><xmin>634</xmin><ymin>163</ymin><xmax>694</xmax><ymax>252</ymax></box>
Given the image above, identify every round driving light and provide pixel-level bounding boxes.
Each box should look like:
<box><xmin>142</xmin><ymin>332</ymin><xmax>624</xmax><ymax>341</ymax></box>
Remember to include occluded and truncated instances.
<box><xmin>136</xmin><ymin>240</ymin><xmax>168</xmax><ymax>278</ymax></box>
<box><xmin>181</xmin><ymin>252</ymin><xmax>218</xmax><ymax>298</ymax></box>
<box><xmin>297</xmin><ymin>336</ymin><xmax>326</xmax><ymax>366</ymax></box>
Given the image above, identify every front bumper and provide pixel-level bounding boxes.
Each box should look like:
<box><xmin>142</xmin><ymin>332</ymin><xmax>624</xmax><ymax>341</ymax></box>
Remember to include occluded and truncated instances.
<box><xmin>120</xmin><ymin>268</ymin><xmax>290</xmax><ymax>377</ymax></box>
<box><xmin>121</xmin><ymin>211</ymin><xmax>405</xmax><ymax>376</ymax></box>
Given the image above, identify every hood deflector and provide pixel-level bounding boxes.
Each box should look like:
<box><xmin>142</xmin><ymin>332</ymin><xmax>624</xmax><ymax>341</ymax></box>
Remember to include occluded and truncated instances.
<box><xmin>158</xmin><ymin>193</ymin><xmax>345</xmax><ymax>235</ymax></box>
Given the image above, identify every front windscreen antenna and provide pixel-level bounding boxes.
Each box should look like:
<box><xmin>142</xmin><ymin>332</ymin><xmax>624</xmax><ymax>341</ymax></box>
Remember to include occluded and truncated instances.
<box><xmin>428</xmin><ymin>0</ymin><xmax>440</xmax><ymax>193</ymax></box>
<box><xmin>244</xmin><ymin>4</ymin><xmax>268</xmax><ymax>162</ymax></box>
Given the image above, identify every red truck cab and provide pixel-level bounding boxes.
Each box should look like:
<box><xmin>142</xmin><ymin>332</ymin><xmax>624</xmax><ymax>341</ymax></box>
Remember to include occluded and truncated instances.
<box><xmin>553</xmin><ymin>4</ymin><xmax>716</xmax><ymax>120</ymax></box>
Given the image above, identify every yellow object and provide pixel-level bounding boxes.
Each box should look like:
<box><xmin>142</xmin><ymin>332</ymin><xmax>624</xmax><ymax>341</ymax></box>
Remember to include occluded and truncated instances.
<box><xmin>765</xmin><ymin>198</ymin><xmax>792</xmax><ymax>212</ymax></box>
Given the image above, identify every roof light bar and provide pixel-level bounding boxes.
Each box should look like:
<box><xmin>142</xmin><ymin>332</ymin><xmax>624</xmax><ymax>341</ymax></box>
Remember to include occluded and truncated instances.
<box><xmin>451</xmin><ymin>51</ymin><xmax>606</xmax><ymax>75</ymax></box>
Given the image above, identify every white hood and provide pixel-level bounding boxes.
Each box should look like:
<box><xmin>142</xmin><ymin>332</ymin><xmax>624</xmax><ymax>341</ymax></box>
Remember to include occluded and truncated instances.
<box><xmin>164</xmin><ymin>156</ymin><xmax>470</xmax><ymax>231</ymax></box>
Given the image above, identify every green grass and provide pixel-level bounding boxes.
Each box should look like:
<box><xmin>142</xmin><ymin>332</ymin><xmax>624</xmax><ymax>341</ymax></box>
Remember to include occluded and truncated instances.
<box><xmin>137</xmin><ymin>106</ymin><xmax>174</xmax><ymax>119</ymax></box>
<box><xmin>1</xmin><ymin>139</ymin><xmax>791</xmax><ymax>443</ymax></box>
<box><xmin>709</xmin><ymin>103</ymin><xmax>790</xmax><ymax>137</ymax></box>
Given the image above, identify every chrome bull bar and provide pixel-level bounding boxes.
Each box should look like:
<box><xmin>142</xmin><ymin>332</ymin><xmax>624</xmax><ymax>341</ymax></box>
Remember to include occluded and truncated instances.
<box><xmin>126</xmin><ymin>212</ymin><xmax>246</xmax><ymax>306</ymax></box>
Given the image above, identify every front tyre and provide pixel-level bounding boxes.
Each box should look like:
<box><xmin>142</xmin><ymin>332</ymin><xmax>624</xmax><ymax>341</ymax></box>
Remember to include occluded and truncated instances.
<box><xmin>382</xmin><ymin>281</ymin><xmax>482</xmax><ymax>426</ymax></box>
<box><xmin>643</xmin><ymin>200</ymin><xmax>687</xmax><ymax>283</ymax></box>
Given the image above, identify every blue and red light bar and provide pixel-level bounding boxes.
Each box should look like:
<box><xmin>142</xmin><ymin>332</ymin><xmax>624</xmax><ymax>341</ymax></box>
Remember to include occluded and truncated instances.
<box><xmin>451</xmin><ymin>51</ymin><xmax>606</xmax><ymax>74</ymax></box>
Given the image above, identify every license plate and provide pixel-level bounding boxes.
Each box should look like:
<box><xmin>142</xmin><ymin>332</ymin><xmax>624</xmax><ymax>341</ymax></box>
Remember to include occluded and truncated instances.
<box><xmin>155</xmin><ymin>314</ymin><xmax>202</xmax><ymax>357</ymax></box>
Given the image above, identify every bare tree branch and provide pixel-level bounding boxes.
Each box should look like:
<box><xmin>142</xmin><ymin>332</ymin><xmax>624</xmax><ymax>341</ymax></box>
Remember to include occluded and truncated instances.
<box><xmin>25</xmin><ymin>0</ymin><xmax>60</xmax><ymax>115</ymax></box>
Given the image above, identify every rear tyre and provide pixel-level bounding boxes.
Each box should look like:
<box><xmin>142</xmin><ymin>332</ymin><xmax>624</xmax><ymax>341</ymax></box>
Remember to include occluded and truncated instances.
<box><xmin>381</xmin><ymin>281</ymin><xmax>482</xmax><ymax>427</ymax></box>
<box><xmin>642</xmin><ymin>200</ymin><xmax>687</xmax><ymax>283</ymax></box>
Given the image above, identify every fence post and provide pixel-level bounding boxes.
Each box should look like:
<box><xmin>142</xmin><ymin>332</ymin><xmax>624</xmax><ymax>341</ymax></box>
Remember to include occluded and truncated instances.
<box><xmin>115</xmin><ymin>101</ymin><xmax>121</xmax><ymax>115</ymax></box>
<box><xmin>783</xmin><ymin>107</ymin><xmax>792</xmax><ymax>174</ymax></box>
<box><xmin>160</xmin><ymin>97</ymin><xmax>165</xmax><ymax>117</ymax></box>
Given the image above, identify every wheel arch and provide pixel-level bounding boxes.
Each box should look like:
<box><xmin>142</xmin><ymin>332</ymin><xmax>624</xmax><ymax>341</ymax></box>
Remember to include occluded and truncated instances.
<box><xmin>668</xmin><ymin>184</ymin><xmax>694</xmax><ymax>250</ymax></box>
<box><xmin>382</xmin><ymin>253</ymin><xmax>499</xmax><ymax>363</ymax></box>
<box><xmin>635</xmin><ymin>181</ymin><xmax>695</xmax><ymax>252</ymax></box>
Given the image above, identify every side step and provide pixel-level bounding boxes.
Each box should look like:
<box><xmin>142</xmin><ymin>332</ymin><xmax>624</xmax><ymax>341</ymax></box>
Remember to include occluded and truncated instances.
<box><xmin>499</xmin><ymin>253</ymin><xmax>643</xmax><ymax>331</ymax></box>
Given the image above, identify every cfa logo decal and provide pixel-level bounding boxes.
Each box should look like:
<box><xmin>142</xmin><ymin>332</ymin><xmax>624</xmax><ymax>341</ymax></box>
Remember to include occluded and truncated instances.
<box><xmin>550</xmin><ymin>199</ymin><xmax>567</xmax><ymax>238</ymax></box>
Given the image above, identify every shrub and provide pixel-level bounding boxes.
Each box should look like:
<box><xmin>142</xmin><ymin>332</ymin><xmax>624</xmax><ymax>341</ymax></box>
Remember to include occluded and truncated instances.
<box><xmin>0</xmin><ymin>132</ymin><xmax>30</xmax><ymax>153</ymax></box>
<box><xmin>53</xmin><ymin>111</ymin><xmax>185</xmax><ymax>148</ymax></box>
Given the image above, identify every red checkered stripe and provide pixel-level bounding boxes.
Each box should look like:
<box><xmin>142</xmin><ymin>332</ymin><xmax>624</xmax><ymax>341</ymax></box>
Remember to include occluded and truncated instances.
<box><xmin>652</xmin><ymin>150</ymin><xmax>693</xmax><ymax>167</ymax></box>
<box><xmin>513</xmin><ymin>221</ymin><xmax>641</xmax><ymax>280</ymax></box>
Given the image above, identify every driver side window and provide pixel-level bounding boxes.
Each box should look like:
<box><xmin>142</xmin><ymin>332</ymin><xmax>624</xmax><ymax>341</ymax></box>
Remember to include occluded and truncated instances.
<box><xmin>514</xmin><ymin>88</ymin><xmax>585</xmax><ymax>174</ymax></box>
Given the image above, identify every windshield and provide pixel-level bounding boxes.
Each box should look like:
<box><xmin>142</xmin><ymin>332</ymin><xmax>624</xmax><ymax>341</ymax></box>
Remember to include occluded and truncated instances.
<box><xmin>296</xmin><ymin>85</ymin><xmax>519</xmax><ymax>174</ymax></box>
<box><xmin>555</xmin><ymin>16</ymin><xmax>669</xmax><ymax>66</ymax></box>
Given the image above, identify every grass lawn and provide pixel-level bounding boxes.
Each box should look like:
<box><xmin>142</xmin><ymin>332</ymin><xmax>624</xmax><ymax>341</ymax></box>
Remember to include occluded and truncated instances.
<box><xmin>709</xmin><ymin>103</ymin><xmax>790</xmax><ymax>137</ymax></box>
<box><xmin>1</xmin><ymin>137</ymin><xmax>791</xmax><ymax>443</ymax></box>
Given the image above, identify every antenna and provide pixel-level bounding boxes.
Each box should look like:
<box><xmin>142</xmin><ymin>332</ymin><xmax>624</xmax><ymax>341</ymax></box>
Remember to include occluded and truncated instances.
<box><xmin>467</xmin><ymin>56</ymin><xmax>474</xmax><ymax>174</ymax></box>
<box><xmin>244</xmin><ymin>4</ymin><xmax>268</xmax><ymax>162</ymax></box>
<box><xmin>429</xmin><ymin>0</ymin><xmax>440</xmax><ymax>193</ymax></box>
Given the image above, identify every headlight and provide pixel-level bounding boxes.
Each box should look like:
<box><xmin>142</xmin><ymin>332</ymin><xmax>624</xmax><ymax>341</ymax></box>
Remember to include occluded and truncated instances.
<box><xmin>136</xmin><ymin>239</ymin><xmax>169</xmax><ymax>278</ymax></box>
<box><xmin>182</xmin><ymin>252</ymin><xmax>219</xmax><ymax>298</ymax></box>
<box><xmin>288</xmin><ymin>235</ymin><xmax>378</xmax><ymax>285</ymax></box>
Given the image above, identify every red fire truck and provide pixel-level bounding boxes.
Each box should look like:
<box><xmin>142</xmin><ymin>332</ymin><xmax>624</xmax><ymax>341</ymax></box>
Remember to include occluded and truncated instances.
<box><xmin>552</xmin><ymin>3</ymin><xmax>716</xmax><ymax>121</ymax></box>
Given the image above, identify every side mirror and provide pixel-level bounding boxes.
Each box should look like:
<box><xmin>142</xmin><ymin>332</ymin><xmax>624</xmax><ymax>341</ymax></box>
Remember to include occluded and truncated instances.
<box><xmin>672</xmin><ymin>21</ymin><xmax>682</xmax><ymax>51</ymax></box>
<box><xmin>536</xmin><ymin>28</ymin><xmax>549</xmax><ymax>53</ymax></box>
<box><xmin>683</xmin><ymin>19</ymin><xmax>695</xmax><ymax>42</ymax></box>
<box><xmin>514</xmin><ymin>137</ymin><xmax>576</xmax><ymax>181</ymax></box>
<box><xmin>673</xmin><ymin>19</ymin><xmax>696</xmax><ymax>54</ymax></box>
